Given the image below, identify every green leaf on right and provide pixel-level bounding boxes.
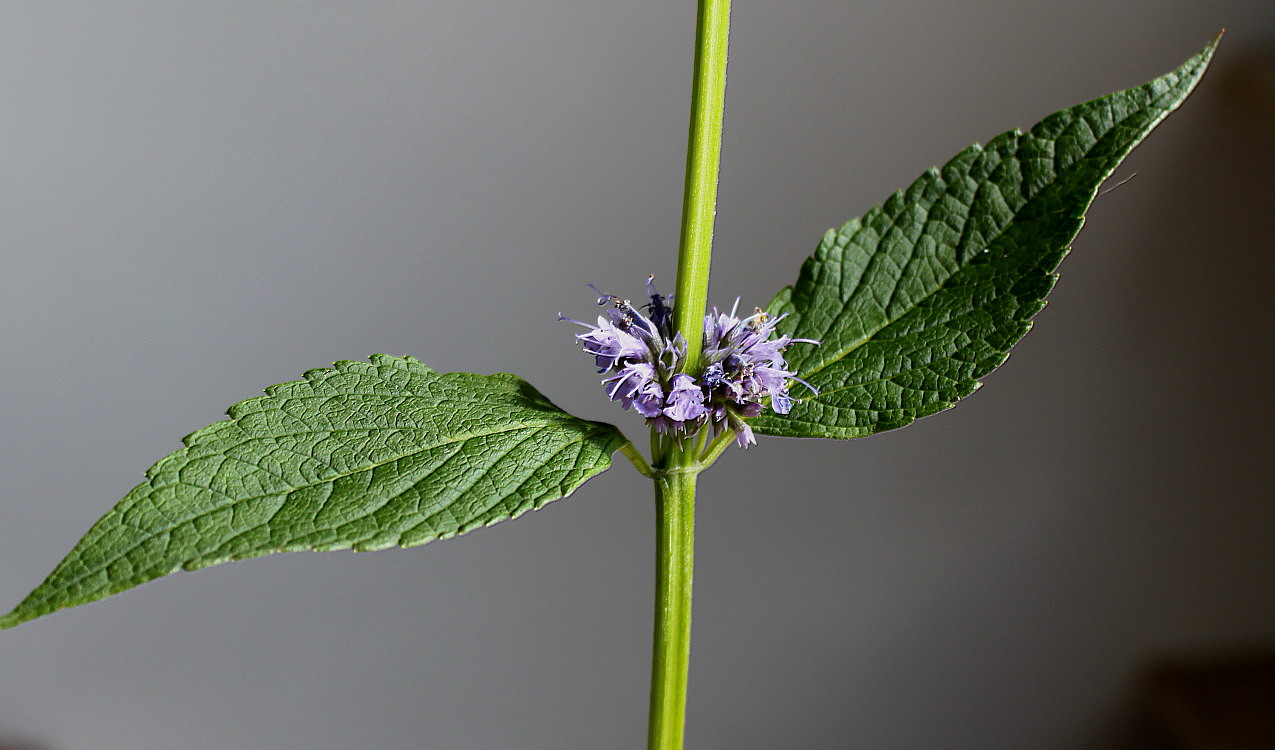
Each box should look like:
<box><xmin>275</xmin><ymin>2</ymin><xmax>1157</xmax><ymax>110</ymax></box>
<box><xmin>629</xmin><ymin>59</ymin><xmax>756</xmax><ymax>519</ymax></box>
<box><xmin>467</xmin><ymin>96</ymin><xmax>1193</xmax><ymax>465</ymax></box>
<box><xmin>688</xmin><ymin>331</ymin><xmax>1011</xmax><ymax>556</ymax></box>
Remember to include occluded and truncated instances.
<box><xmin>752</xmin><ymin>38</ymin><xmax>1218</xmax><ymax>440</ymax></box>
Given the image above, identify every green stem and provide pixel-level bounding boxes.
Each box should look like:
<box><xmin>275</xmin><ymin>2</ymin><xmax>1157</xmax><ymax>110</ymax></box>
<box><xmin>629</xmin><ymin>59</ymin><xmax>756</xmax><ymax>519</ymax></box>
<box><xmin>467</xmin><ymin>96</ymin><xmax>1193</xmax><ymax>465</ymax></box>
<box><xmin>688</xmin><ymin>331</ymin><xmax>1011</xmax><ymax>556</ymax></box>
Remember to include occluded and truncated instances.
<box><xmin>672</xmin><ymin>0</ymin><xmax>732</xmax><ymax>372</ymax></box>
<box><xmin>621</xmin><ymin>441</ymin><xmax>657</xmax><ymax>479</ymax></box>
<box><xmin>647</xmin><ymin>2</ymin><xmax>730</xmax><ymax>746</ymax></box>
<box><xmin>697</xmin><ymin>428</ymin><xmax>735</xmax><ymax>469</ymax></box>
<box><xmin>647</xmin><ymin>462</ymin><xmax>698</xmax><ymax>750</ymax></box>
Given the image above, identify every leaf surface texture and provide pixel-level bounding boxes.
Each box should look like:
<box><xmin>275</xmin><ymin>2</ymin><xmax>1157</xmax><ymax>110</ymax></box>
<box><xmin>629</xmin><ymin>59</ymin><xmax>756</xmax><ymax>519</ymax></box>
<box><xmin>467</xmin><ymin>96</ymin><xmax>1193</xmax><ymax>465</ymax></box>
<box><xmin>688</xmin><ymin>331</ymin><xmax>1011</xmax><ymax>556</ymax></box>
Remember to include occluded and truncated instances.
<box><xmin>753</xmin><ymin>41</ymin><xmax>1217</xmax><ymax>439</ymax></box>
<box><xmin>1</xmin><ymin>355</ymin><xmax>624</xmax><ymax>629</ymax></box>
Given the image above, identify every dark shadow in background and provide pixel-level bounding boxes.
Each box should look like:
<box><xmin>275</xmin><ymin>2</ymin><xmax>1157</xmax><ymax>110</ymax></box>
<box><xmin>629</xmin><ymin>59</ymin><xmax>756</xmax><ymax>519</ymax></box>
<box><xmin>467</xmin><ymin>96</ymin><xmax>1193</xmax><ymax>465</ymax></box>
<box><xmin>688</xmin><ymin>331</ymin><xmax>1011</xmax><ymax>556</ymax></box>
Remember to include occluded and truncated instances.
<box><xmin>0</xmin><ymin>735</ymin><xmax>50</xmax><ymax>750</ymax></box>
<box><xmin>1069</xmin><ymin>43</ymin><xmax>1275</xmax><ymax>750</ymax></box>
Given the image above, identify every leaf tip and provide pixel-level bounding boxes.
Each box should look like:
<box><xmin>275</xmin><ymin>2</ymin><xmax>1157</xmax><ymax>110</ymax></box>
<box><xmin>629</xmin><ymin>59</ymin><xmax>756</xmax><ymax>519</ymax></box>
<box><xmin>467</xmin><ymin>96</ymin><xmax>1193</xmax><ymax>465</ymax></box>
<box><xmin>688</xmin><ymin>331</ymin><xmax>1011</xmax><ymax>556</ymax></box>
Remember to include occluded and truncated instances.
<box><xmin>0</xmin><ymin>601</ymin><xmax>51</xmax><ymax>631</ymax></box>
<box><xmin>1188</xmin><ymin>32</ymin><xmax>1223</xmax><ymax>76</ymax></box>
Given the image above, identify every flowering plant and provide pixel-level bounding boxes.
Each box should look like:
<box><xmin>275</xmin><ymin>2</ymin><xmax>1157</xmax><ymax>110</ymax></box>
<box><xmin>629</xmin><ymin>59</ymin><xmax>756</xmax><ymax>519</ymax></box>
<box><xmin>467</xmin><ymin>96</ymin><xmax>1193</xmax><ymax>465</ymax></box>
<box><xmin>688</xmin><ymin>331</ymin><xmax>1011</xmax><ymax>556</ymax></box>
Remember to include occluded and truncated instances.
<box><xmin>564</xmin><ymin>279</ymin><xmax>817</xmax><ymax>448</ymax></box>
<box><xmin>0</xmin><ymin>3</ymin><xmax>1217</xmax><ymax>747</ymax></box>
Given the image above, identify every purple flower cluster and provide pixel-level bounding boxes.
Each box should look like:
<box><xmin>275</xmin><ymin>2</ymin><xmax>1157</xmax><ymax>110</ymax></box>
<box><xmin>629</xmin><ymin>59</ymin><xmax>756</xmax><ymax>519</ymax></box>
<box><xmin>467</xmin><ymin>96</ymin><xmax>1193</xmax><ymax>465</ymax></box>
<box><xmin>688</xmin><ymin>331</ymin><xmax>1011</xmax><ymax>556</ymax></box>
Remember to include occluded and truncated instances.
<box><xmin>561</xmin><ymin>278</ymin><xmax>817</xmax><ymax>447</ymax></box>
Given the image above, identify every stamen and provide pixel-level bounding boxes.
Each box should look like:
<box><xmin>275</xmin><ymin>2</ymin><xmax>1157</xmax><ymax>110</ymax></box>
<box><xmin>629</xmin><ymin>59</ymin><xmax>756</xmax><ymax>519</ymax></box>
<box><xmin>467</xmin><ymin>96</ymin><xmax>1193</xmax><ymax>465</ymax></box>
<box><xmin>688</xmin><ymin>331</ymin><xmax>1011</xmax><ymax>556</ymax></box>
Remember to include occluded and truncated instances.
<box><xmin>788</xmin><ymin>374</ymin><xmax>819</xmax><ymax>395</ymax></box>
<box><xmin>587</xmin><ymin>283</ymin><xmax>616</xmax><ymax>307</ymax></box>
<box><xmin>744</xmin><ymin>308</ymin><xmax>769</xmax><ymax>330</ymax></box>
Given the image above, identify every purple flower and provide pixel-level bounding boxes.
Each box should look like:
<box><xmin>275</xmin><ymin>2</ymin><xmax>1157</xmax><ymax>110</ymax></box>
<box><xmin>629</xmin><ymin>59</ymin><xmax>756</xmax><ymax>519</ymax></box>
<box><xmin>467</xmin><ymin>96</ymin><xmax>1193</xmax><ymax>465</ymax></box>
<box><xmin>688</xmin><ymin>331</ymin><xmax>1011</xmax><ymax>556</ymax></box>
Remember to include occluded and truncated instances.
<box><xmin>602</xmin><ymin>361</ymin><xmax>654</xmax><ymax>402</ymax></box>
<box><xmin>698</xmin><ymin>303</ymin><xmax>819</xmax><ymax>427</ymax></box>
<box><xmin>563</xmin><ymin>280</ymin><xmax>817</xmax><ymax>449</ymax></box>
<box><xmin>632</xmin><ymin>381</ymin><xmax>666</xmax><ymax>418</ymax></box>
<box><xmin>603</xmin><ymin>362</ymin><xmax>665</xmax><ymax>418</ymax></box>
<box><xmin>575</xmin><ymin>317</ymin><xmax>647</xmax><ymax>372</ymax></box>
<box><xmin>727</xmin><ymin>412</ymin><xmax>756</xmax><ymax>448</ymax></box>
<box><xmin>663</xmin><ymin>373</ymin><xmax>708</xmax><ymax>422</ymax></box>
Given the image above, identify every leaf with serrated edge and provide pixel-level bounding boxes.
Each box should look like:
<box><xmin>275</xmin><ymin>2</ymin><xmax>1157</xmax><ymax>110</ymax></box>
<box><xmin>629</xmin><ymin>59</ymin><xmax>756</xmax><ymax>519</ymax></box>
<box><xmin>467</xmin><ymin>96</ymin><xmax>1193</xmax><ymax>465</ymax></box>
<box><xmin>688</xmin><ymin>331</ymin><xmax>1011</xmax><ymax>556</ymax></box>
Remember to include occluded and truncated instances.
<box><xmin>752</xmin><ymin>39</ymin><xmax>1217</xmax><ymax>440</ymax></box>
<box><xmin>1</xmin><ymin>355</ymin><xmax>625</xmax><ymax>629</ymax></box>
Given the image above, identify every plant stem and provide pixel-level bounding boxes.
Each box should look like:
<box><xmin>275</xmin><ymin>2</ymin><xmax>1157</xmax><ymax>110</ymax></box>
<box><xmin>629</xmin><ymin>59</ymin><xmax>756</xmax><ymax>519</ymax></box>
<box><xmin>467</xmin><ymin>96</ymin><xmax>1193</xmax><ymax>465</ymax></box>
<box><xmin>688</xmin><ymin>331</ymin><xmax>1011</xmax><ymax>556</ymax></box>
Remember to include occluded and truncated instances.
<box><xmin>647</xmin><ymin>461</ymin><xmax>698</xmax><ymax>750</ymax></box>
<box><xmin>621</xmin><ymin>441</ymin><xmax>657</xmax><ymax>479</ymax></box>
<box><xmin>697</xmin><ymin>428</ymin><xmax>735</xmax><ymax>469</ymax></box>
<box><xmin>672</xmin><ymin>0</ymin><xmax>732</xmax><ymax>372</ymax></box>
<box><xmin>648</xmin><ymin>2</ymin><xmax>730</xmax><ymax>746</ymax></box>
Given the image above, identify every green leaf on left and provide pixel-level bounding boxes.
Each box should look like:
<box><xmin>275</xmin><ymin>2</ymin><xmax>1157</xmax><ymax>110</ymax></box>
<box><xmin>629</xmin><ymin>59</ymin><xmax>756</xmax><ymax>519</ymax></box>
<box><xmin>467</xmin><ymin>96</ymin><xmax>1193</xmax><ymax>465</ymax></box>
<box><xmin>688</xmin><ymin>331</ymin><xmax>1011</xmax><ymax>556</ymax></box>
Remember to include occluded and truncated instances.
<box><xmin>1</xmin><ymin>355</ymin><xmax>625</xmax><ymax>630</ymax></box>
<box><xmin>752</xmin><ymin>38</ymin><xmax>1217</xmax><ymax>440</ymax></box>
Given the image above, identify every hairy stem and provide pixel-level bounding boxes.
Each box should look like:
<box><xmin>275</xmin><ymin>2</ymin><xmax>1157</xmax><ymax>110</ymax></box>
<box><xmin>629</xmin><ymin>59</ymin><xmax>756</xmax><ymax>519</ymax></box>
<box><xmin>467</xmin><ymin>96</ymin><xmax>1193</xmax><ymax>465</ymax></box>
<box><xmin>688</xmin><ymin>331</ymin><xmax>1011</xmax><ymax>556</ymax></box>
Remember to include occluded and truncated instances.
<box><xmin>648</xmin><ymin>2</ymin><xmax>730</xmax><ymax>746</ymax></box>
<box><xmin>672</xmin><ymin>0</ymin><xmax>731</xmax><ymax>373</ymax></box>
<box><xmin>648</xmin><ymin>460</ymin><xmax>698</xmax><ymax>750</ymax></box>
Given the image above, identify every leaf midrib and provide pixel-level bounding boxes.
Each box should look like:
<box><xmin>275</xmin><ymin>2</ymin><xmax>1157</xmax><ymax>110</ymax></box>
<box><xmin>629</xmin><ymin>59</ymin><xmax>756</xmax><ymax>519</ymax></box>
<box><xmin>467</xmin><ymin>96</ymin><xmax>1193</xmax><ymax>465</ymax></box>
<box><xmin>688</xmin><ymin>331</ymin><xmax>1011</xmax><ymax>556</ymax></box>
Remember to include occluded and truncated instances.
<box><xmin>35</xmin><ymin>420</ymin><xmax>601</xmax><ymax>608</ymax></box>
<box><xmin>792</xmin><ymin>88</ymin><xmax>1169</xmax><ymax>395</ymax></box>
<box><xmin>207</xmin><ymin>427</ymin><xmax>547</xmax><ymax>561</ymax></box>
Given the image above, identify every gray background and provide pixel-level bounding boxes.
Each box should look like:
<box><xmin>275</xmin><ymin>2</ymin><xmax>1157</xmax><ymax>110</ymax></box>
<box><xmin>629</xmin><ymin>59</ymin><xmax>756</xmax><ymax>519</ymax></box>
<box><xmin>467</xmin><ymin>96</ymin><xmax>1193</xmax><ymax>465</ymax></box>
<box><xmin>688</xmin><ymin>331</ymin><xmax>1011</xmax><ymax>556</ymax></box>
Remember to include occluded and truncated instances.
<box><xmin>1</xmin><ymin>2</ymin><xmax>1273</xmax><ymax>748</ymax></box>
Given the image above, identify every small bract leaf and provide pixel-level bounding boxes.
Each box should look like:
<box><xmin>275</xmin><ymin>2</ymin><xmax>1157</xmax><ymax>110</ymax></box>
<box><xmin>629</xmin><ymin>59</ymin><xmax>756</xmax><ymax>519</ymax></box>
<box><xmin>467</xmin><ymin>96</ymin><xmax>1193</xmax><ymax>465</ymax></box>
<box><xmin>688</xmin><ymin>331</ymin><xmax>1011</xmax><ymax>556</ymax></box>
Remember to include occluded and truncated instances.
<box><xmin>1</xmin><ymin>355</ymin><xmax>625</xmax><ymax>630</ymax></box>
<box><xmin>752</xmin><ymin>38</ymin><xmax>1217</xmax><ymax>440</ymax></box>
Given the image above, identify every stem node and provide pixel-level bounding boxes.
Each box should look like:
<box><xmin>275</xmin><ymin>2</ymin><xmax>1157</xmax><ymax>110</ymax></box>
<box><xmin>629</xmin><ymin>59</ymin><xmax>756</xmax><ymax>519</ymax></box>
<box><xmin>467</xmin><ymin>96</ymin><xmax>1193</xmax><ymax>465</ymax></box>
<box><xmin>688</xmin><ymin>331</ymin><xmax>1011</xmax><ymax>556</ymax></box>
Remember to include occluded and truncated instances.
<box><xmin>648</xmin><ymin>1</ymin><xmax>731</xmax><ymax>747</ymax></box>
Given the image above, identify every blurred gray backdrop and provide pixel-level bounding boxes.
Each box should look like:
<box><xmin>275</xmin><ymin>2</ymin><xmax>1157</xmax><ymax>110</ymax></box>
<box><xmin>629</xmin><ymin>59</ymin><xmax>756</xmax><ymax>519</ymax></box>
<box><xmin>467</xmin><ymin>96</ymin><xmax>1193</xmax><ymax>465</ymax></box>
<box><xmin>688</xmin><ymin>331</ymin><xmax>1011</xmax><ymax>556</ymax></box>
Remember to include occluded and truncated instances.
<box><xmin>2</xmin><ymin>2</ymin><xmax>1272</xmax><ymax>749</ymax></box>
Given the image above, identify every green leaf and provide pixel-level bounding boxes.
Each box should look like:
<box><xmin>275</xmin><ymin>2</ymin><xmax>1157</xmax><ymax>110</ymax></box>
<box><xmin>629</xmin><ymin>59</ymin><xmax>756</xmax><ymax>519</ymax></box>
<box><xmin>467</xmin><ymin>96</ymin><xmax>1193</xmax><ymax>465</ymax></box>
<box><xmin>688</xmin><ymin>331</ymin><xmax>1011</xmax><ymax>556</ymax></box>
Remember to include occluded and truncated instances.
<box><xmin>752</xmin><ymin>38</ymin><xmax>1218</xmax><ymax>440</ymax></box>
<box><xmin>1</xmin><ymin>355</ymin><xmax>625</xmax><ymax>630</ymax></box>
